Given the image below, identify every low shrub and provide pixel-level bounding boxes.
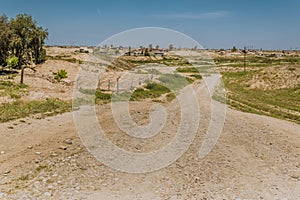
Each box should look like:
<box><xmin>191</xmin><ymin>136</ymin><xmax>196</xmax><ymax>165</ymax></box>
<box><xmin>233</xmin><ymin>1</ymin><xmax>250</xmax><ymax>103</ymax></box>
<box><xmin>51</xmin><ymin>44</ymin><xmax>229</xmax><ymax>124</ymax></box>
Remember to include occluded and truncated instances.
<box><xmin>53</xmin><ymin>69</ymin><xmax>68</xmax><ymax>81</ymax></box>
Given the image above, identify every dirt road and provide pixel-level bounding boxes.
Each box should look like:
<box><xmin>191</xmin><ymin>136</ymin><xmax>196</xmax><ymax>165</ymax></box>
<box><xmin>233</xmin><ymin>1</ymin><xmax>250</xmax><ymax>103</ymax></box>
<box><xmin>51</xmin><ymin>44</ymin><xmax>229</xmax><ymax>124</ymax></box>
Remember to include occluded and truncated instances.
<box><xmin>0</xmin><ymin>81</ymin><xmax>299</xmax><ymax>199</ymax></box>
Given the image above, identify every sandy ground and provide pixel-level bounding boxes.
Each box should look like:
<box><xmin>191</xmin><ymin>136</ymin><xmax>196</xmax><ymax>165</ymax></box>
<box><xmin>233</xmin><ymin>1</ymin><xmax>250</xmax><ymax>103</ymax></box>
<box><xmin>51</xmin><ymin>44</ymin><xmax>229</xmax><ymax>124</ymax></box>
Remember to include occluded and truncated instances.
<box><xmin>0</xmin><ymin>84</ymin><xmax>299</xmax><ymax>199</ymax></box>
<box><xmin>0</xmin><ymin>47</ymin><xmax>299</xmax><ymax>199</ymax></box>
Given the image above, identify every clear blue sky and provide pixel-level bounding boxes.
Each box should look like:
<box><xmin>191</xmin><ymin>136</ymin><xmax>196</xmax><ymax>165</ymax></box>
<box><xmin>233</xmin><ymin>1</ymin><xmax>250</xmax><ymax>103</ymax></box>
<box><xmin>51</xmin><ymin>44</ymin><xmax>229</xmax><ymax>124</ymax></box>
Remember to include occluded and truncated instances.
<box><xmin>0</xmin><ymin>0</ymin><xmax>299</xmax><ymax>49</ymax></box>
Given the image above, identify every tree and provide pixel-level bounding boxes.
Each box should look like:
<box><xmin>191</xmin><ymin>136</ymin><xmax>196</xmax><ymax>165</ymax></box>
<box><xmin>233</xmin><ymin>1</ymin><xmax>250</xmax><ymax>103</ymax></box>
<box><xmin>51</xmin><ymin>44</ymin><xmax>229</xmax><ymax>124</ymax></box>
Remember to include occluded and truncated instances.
<box><xmin>0</xmin><ymin>14</ymin><xmax>49</xmax><ymax>84</ymax></box>
<box><xmin>148</xmin><ymin>44</ymin><xmax>153</xmax><ymax>51</ymax></box>
<box><xmin>231</xmin><ymin>46</ymin><xmax>238</xmax><ymax>52</ymax></box>
<box><xmin>169</xmin><ymin>44</ymin><xmax>174</xmax><ymax>51</ymax></box>
<box><xmin>9</xmin><ymin>14</ymin><xmax>48</xmax><ymax>69</ymax></box>
<box><xmin>144</xmin><ymin>48</ymin><xmax>150</xmax><ymax>56</ymax></box>
<box><xmin>30</xmin><ymin>26</ymin><xmax>48</xmax><ymax>64</ymax></box>
<box><xmin>0</xmin><ymin>15</ymin><xmax>11</xmax><ymax>66</ymax></box>
<box><xmin>155</xmin><ymin>45</ymin><xmax>159</xmax><ymax>50</ymax></box>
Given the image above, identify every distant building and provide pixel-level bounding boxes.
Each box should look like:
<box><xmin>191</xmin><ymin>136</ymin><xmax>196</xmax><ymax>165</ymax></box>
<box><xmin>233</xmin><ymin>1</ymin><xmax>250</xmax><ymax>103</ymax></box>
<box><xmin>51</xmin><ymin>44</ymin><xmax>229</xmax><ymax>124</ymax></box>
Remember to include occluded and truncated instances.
<box><xmin>153</xmin><ymin>50</ymin><xmax>164</xmax><ymax>56</ymax></box>
<box><xmin>133</xmin><ymin>50</ymin><xmax>143</xmax><ymax>56</ymax></box>
<box><xmin>75</xmin><ymin>47</ymin><xmax>89</xmax><ymax>53</ymax></box>
<box><xmin>219</xmin><ymin>51</ymin><xmax>225</xmax><ymax>56</ymax></box>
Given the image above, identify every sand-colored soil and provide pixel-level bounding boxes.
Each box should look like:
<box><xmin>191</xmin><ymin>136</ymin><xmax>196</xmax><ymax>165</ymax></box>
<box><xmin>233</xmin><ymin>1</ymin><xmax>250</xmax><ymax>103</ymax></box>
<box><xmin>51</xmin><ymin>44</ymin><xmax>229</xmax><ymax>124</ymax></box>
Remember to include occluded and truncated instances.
<box><xmin>0</xmin><ymin>47</ymin><xmax>299</xmax><ymax>199</ymax></box>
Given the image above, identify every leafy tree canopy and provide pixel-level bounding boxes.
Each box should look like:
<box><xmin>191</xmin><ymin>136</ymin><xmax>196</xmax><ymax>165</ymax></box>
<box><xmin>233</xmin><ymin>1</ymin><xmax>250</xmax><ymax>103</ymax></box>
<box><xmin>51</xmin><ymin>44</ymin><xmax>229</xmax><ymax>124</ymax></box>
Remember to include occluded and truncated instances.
<box><xmin>0</xmin><ymin>14</ymin><xmax>48</xmax><ymax>68</ymax></box>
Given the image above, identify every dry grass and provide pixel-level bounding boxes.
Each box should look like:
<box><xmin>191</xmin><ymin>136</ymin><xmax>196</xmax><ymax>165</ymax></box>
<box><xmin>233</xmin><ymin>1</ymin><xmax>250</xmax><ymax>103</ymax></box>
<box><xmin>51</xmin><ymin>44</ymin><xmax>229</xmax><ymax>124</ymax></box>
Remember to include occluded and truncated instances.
<box><xmin>222</xmin><ymin>70</ymin><xmax>300</xmax><ymax>124</ymax></box>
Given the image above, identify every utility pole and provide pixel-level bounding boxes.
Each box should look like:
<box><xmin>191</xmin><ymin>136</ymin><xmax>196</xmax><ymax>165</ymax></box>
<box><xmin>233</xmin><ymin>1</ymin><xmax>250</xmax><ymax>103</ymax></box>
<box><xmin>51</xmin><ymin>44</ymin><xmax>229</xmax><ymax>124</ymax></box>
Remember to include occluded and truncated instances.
<box><xmin>116</xmin><ymin>77</ymin><xmax>120</xmax><ymax>94</ymax></box>
<box><xmin>242</xmin><ymin>46</ymin><xmax>247</xmax><ymax>72</ymax></box>
<box><xmin>108</xmin><ymin>79</ymin><xmax>111</xmax><ymax>91</ymax></box>
<box><xmin>128</xmin><ymin>46</ymin><xmax>131</xmax><ymax>56</ymax></box>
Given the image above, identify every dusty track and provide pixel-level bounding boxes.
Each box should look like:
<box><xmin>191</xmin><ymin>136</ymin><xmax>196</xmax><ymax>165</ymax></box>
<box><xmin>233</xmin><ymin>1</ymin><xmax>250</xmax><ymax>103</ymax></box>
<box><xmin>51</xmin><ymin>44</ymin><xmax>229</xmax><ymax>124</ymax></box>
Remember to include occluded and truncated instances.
<box><xmin>0</xmin><ymin>47</ymin><xmax>299</xmax><ymax>199</ymax></box>
<box><xmin>0</xmin><ymin>83</ymin><xmax>299</xmax><ymax>199</ymax></box>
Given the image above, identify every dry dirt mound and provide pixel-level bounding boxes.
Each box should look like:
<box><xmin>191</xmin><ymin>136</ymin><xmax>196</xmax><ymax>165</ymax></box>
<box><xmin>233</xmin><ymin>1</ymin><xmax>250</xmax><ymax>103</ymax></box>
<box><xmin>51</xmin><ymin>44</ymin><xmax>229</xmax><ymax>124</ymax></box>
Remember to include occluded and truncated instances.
<box><xmin>0</xmin><ymin>47</ymin><xmax>82</xmax><ymax>104</ymax></box>
<box><xmin>107</xmin><ymin>57</ymin><xmax>135</xmax><ymax>71</ymax></box>
<box><xmin>12</xmin><ymin>60</ymin><xmax>79</xmax><ymax>101</ymax></box>
<box><xmin>247</xmin><ymin>65</ymin><xmax>300</xmax><ymax>90</ymax></box>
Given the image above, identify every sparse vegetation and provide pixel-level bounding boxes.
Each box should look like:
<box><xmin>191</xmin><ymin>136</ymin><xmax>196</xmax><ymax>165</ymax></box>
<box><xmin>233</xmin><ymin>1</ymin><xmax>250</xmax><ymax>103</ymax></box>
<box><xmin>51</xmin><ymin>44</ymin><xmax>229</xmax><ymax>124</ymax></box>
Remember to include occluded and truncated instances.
<box><xmin>158</xmin><ymin>73</ymin><xmax>193</xmax><ymax>91</ymax></box>
<box><xmin>78</xmin><ymin>82</ymin><xmax>178</xmax><ymax>103</ymax></box>
<box><xmin>0</xmin><ymin>98</ymin><xmax>72</xmax><ymax>122</ymax></box>
<box><xmin>166</xmin><ymin>92</ymin><xmax>176</xmax><ymax>101</ymax></box>
<box><xmin>129</xmin><ymin>74</ymin><xmax>193</xmax><ymax>101</ymax></box>
<box><xmin>189</xmin><ymin>74</ymin><xmax>202</xmax><ymax>80</ymax></box>
<box><xmin>53</xmin><ymin>69</ymin><xmax>68</xmax><ymax>81</ymax></box>
<box><xmin>129</xmin><ymin>56</ymin><xmax>191</xmax><ymax>67</ymax></box>
<box><xmin>35</xmin><ymin>165</ymin><xmax>48</xmax><ymax>172</ymax></box>
<box><xmin>108</xmin><ymin>55</ymin><xmax>191</xmax><ymax>71</ymax></box>
<box><xmin>130</xmin><ymin>82</ymin><xmax>171</xmax><ymax>101</ymax></box>
<box><xmin>0</xmin><ymin>80</ymin><xmax>27</xmax><ymax>99</ymax></box>
<box><xmin>18</xmin><ymin>174</ymin><xmax>29</xmax><ymax>181</ymax></box>
<box><xmin>176</xmin><ymin>67</ymin><xmax>199</xmax><ymax>73</ymax></box>
<box><xmin>176</xmin><ymin>67</ymin><xmax>203</xmax><ymax>81</ymax></box>
<box><xmin>215</xmin><ymin>55</ymin><xmax>300</xmax><ymax>68</ymax></box>
<box><xmin>47</xmin><ymin>55</ymin><xmax>83</xmax><ymax>64</ymax></box>
<box><xmin>222</xmin><ymin>70</ymin><xmax>300</xmax><ymax>124</ymax></box>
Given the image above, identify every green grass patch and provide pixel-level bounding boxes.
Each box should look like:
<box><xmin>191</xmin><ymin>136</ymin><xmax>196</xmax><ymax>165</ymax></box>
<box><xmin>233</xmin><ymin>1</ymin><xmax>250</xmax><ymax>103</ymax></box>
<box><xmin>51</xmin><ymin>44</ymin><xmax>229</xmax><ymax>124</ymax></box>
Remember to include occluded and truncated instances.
<box><xmin>222</xmin><ymin>70</ymin><xmax>300</xmax><ymax>124</ymax></box>
<box><xmin>158</xmin><ymin>73</ymin><xmax>193</xmax><ymax>91</ymax></box>
<box><xmin>0</xmin><ymin>81</ymin><xmax>27</xmax><ymax>99</ymax></box>
<box><xmin>77</xmin><ymin>83</ymin><xmax>175</xmax><ymax>103</ymax></box>
<box><xmin>166</xmin><ymin>93</ymin><xmax>176</xmax><ymax>102</ymax></box>
<box><xmin>130</xmin><ymin>82</ymin><xmax>171</xmax><ymax>101</ymax></box>
<box><xmin>78</xmin><ymin>73</ymin><xmax>194</xmax><ymax>103</ymax></box>
<box><xmin>47</xmin><ymin>55</ymin><xmax>83</xmax><ymax>64</ymax></box>
<box><xmin>195</xmin><ymin>66</ymin><xmax>214</xmax><ymax>73</ymax></box>
<box><xmin>95</xmin><ymin>90</ymin><xmax>112</xmax><ymax>101</ymax></box>
<box><xmin>78</xmin><ymin>88</ymin><xmax>112</xmax><ymax>101</ymax></box>
<box><xmin>0</xmin><ymin>98</ymin><xmax>72</xmax><ymax>122</ymax></box>
<box><xmin>189</xmin><ymin>74</ymin><xmax>202</xmax><ymax>80</ymax></box>
<box><xmin>215</xmin><ymin>55</ymin><xmax>300</xmax><ymax>68</ymax></box>
<box><xmin>176</xmin><ymin>67</ymin><xmax>199</xmax><ymax>73</ymax></box>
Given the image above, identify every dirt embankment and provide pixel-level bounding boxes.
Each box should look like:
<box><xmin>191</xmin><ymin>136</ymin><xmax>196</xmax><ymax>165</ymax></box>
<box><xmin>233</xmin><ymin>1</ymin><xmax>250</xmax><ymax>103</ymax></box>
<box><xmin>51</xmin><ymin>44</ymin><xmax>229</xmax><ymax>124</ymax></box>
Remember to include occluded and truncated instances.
<box><xmin>247</xmin><ymin>65</ymin><xmax>300</xmax><ymax>90</ymax></box>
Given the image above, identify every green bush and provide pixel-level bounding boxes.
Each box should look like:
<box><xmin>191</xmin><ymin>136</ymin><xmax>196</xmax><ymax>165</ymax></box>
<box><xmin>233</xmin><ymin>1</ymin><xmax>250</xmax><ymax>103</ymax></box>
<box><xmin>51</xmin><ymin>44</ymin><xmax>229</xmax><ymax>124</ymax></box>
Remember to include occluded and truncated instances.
<box><xmin>130</xmin><ymin>82</ymin><xmax>171</xmax><ymax>101</ymax></box>
<box><xmin>189</xmin><ymin>74</ymin><xmax>202</xmax><ymax>79</ymax></box>
<box><xmin>176</xmin><ymin>67</ymin><xmax>199</xmax><ymax>73</ymax></box>
<box><xmin>53</xmin><ymin>69</ymin><xmax>68</xmax><ymax>81</ymax></box>
<box><xmin>6</xmin><ymin>57</ymin><xmax>19</xmax><ymax>68</ymax></box>
<box><xmin>95</xmin><ymin>90</ymin><xmax>112</xmax><ymax>100</ymax></box>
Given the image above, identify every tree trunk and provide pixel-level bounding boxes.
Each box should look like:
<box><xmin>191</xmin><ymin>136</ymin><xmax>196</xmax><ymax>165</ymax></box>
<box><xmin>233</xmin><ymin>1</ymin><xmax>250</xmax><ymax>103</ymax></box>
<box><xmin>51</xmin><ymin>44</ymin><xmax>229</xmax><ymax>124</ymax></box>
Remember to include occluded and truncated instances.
<box><xmin>18</xmin><ymin>55</ymin><xmax>22</xmax><ymax>70</ymax></box>
<box><xmin>20</xmin><ymin>66</ymin><xmax>24</xmax><ymax>84</ymax></box>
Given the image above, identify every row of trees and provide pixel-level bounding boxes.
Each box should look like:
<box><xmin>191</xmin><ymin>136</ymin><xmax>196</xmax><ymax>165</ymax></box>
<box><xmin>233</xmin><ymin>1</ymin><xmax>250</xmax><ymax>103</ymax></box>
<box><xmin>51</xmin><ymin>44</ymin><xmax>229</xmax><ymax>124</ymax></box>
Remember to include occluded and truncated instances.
<box><xmin>0</xmin><ymin>14</ymin><xmax>48</xmax><ymax>70</ymax></box>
